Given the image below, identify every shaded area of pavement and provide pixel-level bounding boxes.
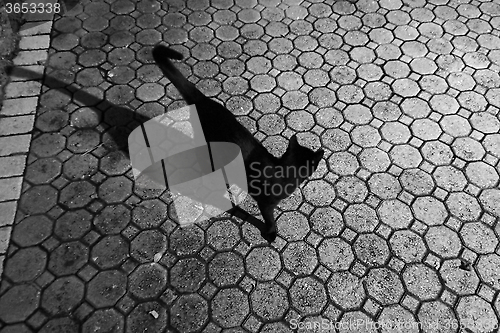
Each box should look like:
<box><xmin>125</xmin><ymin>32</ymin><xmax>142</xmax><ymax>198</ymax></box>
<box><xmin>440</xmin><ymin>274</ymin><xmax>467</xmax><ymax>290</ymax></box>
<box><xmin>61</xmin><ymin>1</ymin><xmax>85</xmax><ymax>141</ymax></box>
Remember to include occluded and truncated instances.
<box><xmin>0</xmin><ymin>0</ymin><xmax>23</xmax><ymax>103</ymax></box>
<box><xmin>1</xmin><ymin>0</ymin><xmax>500</xmax><ymax>332</ymax></box>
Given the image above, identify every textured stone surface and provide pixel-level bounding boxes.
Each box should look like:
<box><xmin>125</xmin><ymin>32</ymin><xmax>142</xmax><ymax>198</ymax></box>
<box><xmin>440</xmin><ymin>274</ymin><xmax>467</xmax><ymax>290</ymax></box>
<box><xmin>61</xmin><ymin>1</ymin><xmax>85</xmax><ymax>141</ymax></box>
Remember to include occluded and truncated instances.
<box><xmin>126</xmin><ymin>302</ymin><xmax>167</xmax><ymax>333</ymax></box>
<box><xmin>354</xmin><ymin>233</ymin><xmax>390</xmax><ymax>267</ymax></box>
<box><xmin>129</xmin><ymin>263</ymin><xmax>168</xmax><ymax>300</ymax></box>
<box><xmin>171</xmin><ymin>257</ymin><xmax>206</xmax><ymax>293</ymax></box>
<box><xmin>41</xmin><ymin>276</ymin><xmax>84</xmax><ymax>315</ymax></box>
<box><xmin>418</xmin><ymin>301</ymin><xmax>458</xmax><ymax>333</ymax></box>
<box><xmin>328</xmin><ymin>271</ymin><xmax>365</xmax><ymax>310</ymax></box>
<box><xmin>318</xmin><ymin>237</ymin><xmax>354</xmax><ymax>272</ymax></box>
<box><xmin>0</xmin><ymin>284</ymin><xmax>40</xmax><ymax>323</ymax></box>
<box><xmin>87</xmin><ymin>270</ymin><xmax>127</xmax><ymax>308</ymax></box>
<box><xmin>1</xmin><ymin>0</ymin><xmax>500</xmax><ymax>331</ymax></box>
<box><xmin>212</xmin><ymin>288</ymin><xmax>249</xmax><ymax>328</ymax></box>
<box><xmin>83</xmin><ymin>309</ymin><xmax>124</xmax><ymax>333</ymax></box>
<box><xmin>457</xmin><ymin>296</ymin><xmax>498</xmax><ymax>333</ymax></box>
<box><xmin>290</xmin><ymin>277</ymin><xmax>327</xmax><ymax>315</ymax></box>
<box><xmin>366</xmin><ymin>268</ymin><xmax>404</xmax><ymax>306</ymax></box>
<box><xmin>283</xmin><ymin>241</ymin><xmax>318</xmax><ymax>275</ymax></box>
<box><xmin>170</xmin><ymin>294</ymin><xmax>208</xmax><ymax>332</ymax></box>
<box><xmin>208</xmin><ymin>252</ymin><xmax>244</xmax><ymax>287</ymax></box>
<box><xmin>251</xmin><ymin>282</ymin><xmax>288</xmax><ymax>321</ymax></box>
<box><xmin>425</xmin><ymin>226</ymin><xmax>462</xmax><ymax>259</ymax></box>
<box><xmin>439</xmin><ymin>259</ymin><xmax>480</xmax><ymax>296</ymax></box>
<box><xmin>403</xmin><ymin>264</ymin><xmax>441</xmax><ymax>301</ymax></box>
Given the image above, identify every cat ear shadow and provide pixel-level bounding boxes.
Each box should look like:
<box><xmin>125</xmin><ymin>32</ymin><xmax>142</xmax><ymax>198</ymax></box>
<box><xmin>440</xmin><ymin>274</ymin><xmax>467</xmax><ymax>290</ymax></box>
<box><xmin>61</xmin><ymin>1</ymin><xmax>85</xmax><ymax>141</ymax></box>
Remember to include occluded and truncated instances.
<box><xmin>287</xmin><ymin>134</ymin><xmax>324</xmax><ymax>156</ymax></box>
<box><xmin>316</xmin><ymin>148</ymin><xmax>325</xmax><ymax>159</ymax></box>
<box><xmin>287</xmin><ymin>134</ymin><xmax>299</xmax><ymax>149</ymax></box>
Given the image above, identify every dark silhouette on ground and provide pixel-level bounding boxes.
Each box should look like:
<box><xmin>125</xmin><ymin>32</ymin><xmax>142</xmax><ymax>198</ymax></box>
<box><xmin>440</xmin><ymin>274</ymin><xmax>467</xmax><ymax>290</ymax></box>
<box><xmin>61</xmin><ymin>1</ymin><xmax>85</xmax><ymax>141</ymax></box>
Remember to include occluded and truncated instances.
<box><xmin>8</xmin><ymin>65</ymin><xmax>268</xmax><ymax>236</ymax></box>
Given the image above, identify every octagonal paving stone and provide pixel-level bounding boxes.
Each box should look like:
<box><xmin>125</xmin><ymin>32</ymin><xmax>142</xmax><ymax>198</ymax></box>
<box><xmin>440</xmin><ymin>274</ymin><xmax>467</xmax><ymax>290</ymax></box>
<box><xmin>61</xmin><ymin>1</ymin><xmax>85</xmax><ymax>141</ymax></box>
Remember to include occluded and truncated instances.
<box><xmin>465</xmin><ymin>161</ymin><xmax>499</xmax><ymax>188</ymax></box>
<box><xmin>82</xmin><ymin>309</ymin><xmax>124</xmax><ymax>333</ymax></box>
<box><xmin>275</xmin><ymin>211</ymin><xmax>311</xmax><ymax>242</ymax></box>
<box><xmin>446</xmin><ymin>192</ymin><xmax>482</xmax><ymax>222</ymax></box>
<box><xmin>477</xmin><ymin>254</ymin><xmax>500</xmax><ymax>291</ymax></box>
<box><xmin>378</xmin><ymin>199</ymin><xmax>413</xmax><ymax>230</ymax></box>
<box><xmin>460</xmin><ymin>222</ymin><xmax>498</xmax><ymax>254</ymax></box>
<box><xmin>344</xmin><ymin>203</ymin><xmax>379</xmax><ymax>233</ymax></box>
<box><xmin>379</xmin><ymin>305</ymin><xmax>419</xmax><ymax>333</ymax></box>
<box><xmin>359</xmin><ymin>147</ymin><xmax>391</xmax><ymax>172</ymax></box>
<box><xmin>399</xmin><ymin>168</ymin><xmax>435</xmax><ymax>196</ymax></box>
<box><xmin>381</xmin><ymin>121</ymin><xmax>411</xmax><ymax>144</ymax></box>
<box><xmin>39</xmin><ymin>317</ymin><xmax>79</xmax><ymax>333</ymax></box>
<box><xmin>353</xmin><ymin>233</ymin><xmax>390</xmax><ymax>267</ymax></box>
<box><xmin>440</xmin><ymin>114</ymin><xmax>472</xmax><ymax>138</ymax></box>
<box><xmin>93</xmin><ymin>204</ymin><xmax>131</xmax><ymax>235</ymax></box>
<box><xmin>54</xmin><ymin>209</ymin><xmax>92</xmax><ymax>241</ymax></box>
<box><xmin>245</xmin><ymin>246</ymin><xmax>281</xmax><ymax>282</ymax></box>
<box><xmin>402</xmin><ymin>263</ymin><xmax>441</xmax><ymax>301</ymax></box>
<box><xmin>18</xmin><ymin>185</ymin><xmax>58</xmax><ymax>215</ymax></box>
<box><xmin>310</xmin><ymin>207</ymin><xmax>344</xmax><ymax>238</ymax></box>
<box><xmin>41</xmin><ymin>276</ymin><xmax>85</xmax><ymax>316</ymax></box>
<box><xmin>170</xmin><ymin>294</ymin><xmax>208</xmax><ymax>333</ymax></box>
<box><xmin>339</xmin><ymin>311</ymin><xmax>377</xmax><ymax>333</ymax></box>
<box><xmin>87</xmin><ymin>270</ymin><xmax>127</xmax><ymax>308</ymax></box>
<box><xmin>282</xmin><ymin>241</ymin><xmax>318</xmax><ymax>276</ymax></box>
<box><xmin>290</xmin><ymin>277</ymin><xmax>327</xmax><ymax>316</ymax></box>
<box><xmin>327</xmin><ymin>271</ymin><xmax>365</xmax><ymax>311</ymax></box>
<box><xmin>24</xmin><ymin>157</ymin><xmax>62</xmax><ymax>185</ymax></box>
<box><xmin>11</xmin><ymin>215</ymin><xmax>53</xmax><ymax>247</ymax></box>
<box><xmin>421</xmin><ymin>140</ymin><xmax>454</xmax><ymax>165</ymax></box>
<box><xmin>251</xmin><ymin>281</ymin><xmax>289</xmax><ymax>321</ymax></box>
<box><xmin>439</xmin><ymin>259</ymin><xmax>480</xmax><ymax>296</ymax></box>
<box><xmin>390</xmin><ymin>144</ymin><xmax>423</xmax><ymax>169</ymax></box>
<box><xmin>131</xmin><ymin>229</ymin><xmax>168</xmax><ymax>263</ymax></box>
<box><xmin>452</xmin><ymin>137</ymin><xmax>486</xmax><ymax>161</ymax></box>
<box><xmin>302</xmin><ymin>179</ymin><xmax>336</xmax><ymax>206</ymax></box>
<box><xmin>48</xmin><ymin>241</ymin><xmax>89</xmax><ymax>276</ymax></box>
<box><xmin>3</xmin><ymin>247</ymin><xmax>47</xmax><ymax>283</ymax></box>
<box><xmin>212</xmin><ymin>287</ymin><xmax>249</xmax><ymax>328</ymax></box>
<box><xmin>425</xmin><ymin>226</ymin><xmax>462</xmax><ymax>259</ymax></box>
<box><xmin>365</xmin><ymin>268</ymin><xmax>404</xmax><ymax>306</ymax></box>
<box><xmin>171</xmin><ymin>257</ymin><xmax>206</xmax><ymax>293</ymax></box>
<box><xmin>417</xmin><ymin>301</ymin><xmax>459</xmax><ymax>333</ymax></box>
<box><xmin>2</xmin><ymin>0</ymin><xmax>500</xmax><ymax>331</ymax></box>
<box><xmin>335</xmin><ymin>175</ymin><xmax>368</xmax><ymax>203</ymax></box>
<box><xmin>318</xmin><ymin>237</ymin><xmax>354</xmax><ymax>272</ymax></box>
<box><xmin>0</xmin><ymin>284</ymin><xmax>40</xmax><ymax>324</ymax></box>
<box><xmin>126</xmin><ymin>301</ymin><xmax>167</xmax><ymax>333</ymax></box>
<box><xmin>433</xmin><ymin>165</ymin><xmax>468</xmax><ymax>192</ymax></box>
<box><xmin>390</xmin><ymin>230</ymin><xmax>426</xmax><ymax>263</ymax></box>
<box><xmin>479</xmin><ymin>188</ymin><xmax>500</xmax><ymax>218</ymax></box>
<box><xmin>131</xmin><ymin>199</ymin><xmax>169</xmax><ymax>230</ymax></box>
<box><xmin>412</xmin><ymin>196</ymin><xmax>448</xmax><ymax>226</ymax></box>
<box><xmin>208</xmin><ymin>252</ymin><xmax>244</xmax><ymax>287</ymax></box>
<box><xmin>368</xmin><ymin>173</ymin><xmax>401</xmax><ymax>199</ymax></box>
<box><xmin>457</xmin><ymin>295</ymin><xmax>498</xmax><ymax>333</ymax></box>
<box><xmin>329</xmin><ymin>151</ymin><xmax>360</xmax><ymax>175</ymax></box>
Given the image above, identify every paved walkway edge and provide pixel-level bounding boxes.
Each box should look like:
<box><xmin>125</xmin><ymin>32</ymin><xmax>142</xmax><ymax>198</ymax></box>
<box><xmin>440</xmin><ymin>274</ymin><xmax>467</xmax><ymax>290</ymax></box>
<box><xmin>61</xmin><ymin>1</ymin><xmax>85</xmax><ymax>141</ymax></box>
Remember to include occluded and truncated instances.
<box><xmin>0</xmin><ymin>18</ymin><xmax>54</xmax><ymax>277</ymax></box>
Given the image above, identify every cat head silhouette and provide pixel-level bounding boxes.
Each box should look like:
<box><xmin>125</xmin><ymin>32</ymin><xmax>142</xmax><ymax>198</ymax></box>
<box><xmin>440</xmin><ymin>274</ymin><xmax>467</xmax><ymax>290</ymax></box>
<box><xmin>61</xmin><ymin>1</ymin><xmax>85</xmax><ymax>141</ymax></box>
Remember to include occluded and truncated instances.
<box><xmin>282</xmin><ymin>134</ymin><xmax>324</xmax><ymax>181</ymax></box>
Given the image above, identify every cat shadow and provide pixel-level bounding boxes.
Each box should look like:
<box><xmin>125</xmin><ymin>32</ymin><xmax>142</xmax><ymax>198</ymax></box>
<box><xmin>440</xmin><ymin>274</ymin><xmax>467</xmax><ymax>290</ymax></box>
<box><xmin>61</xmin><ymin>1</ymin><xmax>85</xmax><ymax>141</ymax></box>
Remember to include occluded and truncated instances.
<box><xmin>7</xmin><ymin>66</ymin><xmax>268</xmax><ymax>237</ymax></box>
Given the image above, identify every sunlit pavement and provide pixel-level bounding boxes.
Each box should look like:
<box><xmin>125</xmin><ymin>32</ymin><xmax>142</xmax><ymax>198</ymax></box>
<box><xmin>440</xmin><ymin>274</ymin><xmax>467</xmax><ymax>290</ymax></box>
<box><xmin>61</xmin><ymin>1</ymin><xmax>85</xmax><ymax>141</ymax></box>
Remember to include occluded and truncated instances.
<box><xmin>0</xmin><ymin>0</ymin><xmax>500</xmax><ymax>332</ymax></box>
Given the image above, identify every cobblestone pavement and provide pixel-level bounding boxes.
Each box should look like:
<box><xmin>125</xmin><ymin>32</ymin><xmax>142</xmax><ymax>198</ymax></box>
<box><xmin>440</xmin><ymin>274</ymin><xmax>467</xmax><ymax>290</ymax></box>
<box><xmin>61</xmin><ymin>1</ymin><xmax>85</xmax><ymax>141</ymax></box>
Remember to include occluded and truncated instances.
<box><xmin>1</xmin><ymin>0</ymin><xmax>500</xmax><ymax>332</ymax></box>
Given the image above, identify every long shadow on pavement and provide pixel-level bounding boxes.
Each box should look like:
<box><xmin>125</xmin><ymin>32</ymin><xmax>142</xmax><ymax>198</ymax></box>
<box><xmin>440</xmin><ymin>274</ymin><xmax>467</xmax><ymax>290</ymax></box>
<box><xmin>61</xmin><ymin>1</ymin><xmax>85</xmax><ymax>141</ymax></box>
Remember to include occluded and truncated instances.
<box><xmin>7</xmin><ymin>65</ymin><xmax>267</xmax><ymax>235</ymax></box>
